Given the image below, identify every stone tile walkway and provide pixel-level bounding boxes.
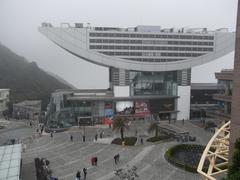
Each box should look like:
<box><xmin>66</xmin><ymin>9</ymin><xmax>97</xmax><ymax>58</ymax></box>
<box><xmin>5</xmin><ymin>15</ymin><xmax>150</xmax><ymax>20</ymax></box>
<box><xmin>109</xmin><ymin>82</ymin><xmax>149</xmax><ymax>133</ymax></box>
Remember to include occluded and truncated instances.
<box><xmin>0</xmin><ymin>119</ymin><xmax>213</xmax><ymax>180</ymax></box>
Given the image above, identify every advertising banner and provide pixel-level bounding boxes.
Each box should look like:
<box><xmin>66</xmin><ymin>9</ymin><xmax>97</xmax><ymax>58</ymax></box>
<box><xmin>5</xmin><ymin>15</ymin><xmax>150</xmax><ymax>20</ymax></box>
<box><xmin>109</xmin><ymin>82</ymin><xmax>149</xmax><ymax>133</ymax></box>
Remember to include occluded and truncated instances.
<box><xmin>104</xmin><ymin>102</ymin><xmax>113</xmax><ymax>117</ymax></box>
<box><xmin>135</xmin><ymin>101</ymin><xmax>149</xmax><ymax>116</ymax></box>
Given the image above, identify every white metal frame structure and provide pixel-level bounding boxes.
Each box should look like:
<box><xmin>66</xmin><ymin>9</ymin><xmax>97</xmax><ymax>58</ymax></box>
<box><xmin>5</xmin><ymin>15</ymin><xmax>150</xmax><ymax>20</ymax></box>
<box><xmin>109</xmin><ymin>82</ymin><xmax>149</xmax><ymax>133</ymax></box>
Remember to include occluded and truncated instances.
<box><xmin>197</xmin><ymin>121</ymin><xmax>230</xmax><ymax>180</ymax></box>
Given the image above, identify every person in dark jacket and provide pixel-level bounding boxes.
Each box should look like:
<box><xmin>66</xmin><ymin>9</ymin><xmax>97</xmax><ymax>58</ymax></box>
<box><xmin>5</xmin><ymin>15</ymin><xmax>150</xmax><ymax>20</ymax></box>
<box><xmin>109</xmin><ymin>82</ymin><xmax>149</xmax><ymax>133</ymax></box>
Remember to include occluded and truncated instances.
<box><xmin>83</xmin><ymin>168</ymin><xmax>87</xmax><ymax>179</ymax></box>
<box><xmin>76</xmin><ymin>170</ymin><xmax>81</xmax><ymax>180</ymax></box>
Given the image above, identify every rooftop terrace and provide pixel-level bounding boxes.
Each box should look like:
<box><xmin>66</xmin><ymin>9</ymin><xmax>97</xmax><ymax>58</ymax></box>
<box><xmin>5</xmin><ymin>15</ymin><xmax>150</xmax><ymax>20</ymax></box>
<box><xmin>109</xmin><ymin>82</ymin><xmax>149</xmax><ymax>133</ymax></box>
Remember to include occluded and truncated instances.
<box><xmin>41</xmin><ymin>22</ymin><xmax>229</xmax><ymax>34</ymax></box>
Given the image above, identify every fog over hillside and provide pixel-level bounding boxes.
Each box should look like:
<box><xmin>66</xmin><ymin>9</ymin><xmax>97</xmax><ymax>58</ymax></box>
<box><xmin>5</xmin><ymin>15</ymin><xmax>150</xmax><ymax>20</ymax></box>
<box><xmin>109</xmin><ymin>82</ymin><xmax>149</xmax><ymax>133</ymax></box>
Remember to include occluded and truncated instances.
<box><xmin>0</xmin><ymin>43</ymin><xmax>71</xmax><ymax>110</ymax></box>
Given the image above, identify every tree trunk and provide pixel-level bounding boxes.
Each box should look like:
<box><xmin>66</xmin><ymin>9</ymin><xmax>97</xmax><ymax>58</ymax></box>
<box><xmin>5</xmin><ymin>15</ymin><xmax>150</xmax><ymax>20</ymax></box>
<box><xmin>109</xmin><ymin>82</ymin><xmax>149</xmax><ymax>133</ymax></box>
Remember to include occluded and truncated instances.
<box><xmin>120</xmin><ymin>127</ymin><xmax>124</xmax><ymax>140</ymax></box>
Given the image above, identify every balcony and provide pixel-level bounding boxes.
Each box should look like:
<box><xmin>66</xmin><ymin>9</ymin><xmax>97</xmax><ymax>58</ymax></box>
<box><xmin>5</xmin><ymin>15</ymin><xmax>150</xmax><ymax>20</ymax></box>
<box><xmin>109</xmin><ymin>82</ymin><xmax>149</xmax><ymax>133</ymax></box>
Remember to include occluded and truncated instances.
<box><xmin>206</xmin><ymin>110</ymin><xmax>231</xmax><ymax>120</ymax></box>
<box><xmin>212</xmin><ymin>94</ymin><xmax>232</xmax><ymax>102</ymax></box>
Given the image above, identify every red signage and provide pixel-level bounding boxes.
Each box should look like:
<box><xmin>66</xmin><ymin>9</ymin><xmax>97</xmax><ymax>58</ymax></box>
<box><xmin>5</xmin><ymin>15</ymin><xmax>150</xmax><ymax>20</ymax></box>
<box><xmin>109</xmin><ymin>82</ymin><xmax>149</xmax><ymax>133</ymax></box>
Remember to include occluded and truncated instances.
<box><xmin>135</xmin><ymin>101</ymin><xmax>149</xmax><ymax>116</ymax></box>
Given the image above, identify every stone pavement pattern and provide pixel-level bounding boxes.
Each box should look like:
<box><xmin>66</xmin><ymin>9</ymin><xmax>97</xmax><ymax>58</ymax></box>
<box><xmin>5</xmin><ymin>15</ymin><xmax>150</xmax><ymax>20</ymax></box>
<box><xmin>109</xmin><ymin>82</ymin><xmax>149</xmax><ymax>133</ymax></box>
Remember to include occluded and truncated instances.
<box><xmin>0</xmin><ymin>119</ymin><xmax>213</xmax><ymax>180</ymax></box>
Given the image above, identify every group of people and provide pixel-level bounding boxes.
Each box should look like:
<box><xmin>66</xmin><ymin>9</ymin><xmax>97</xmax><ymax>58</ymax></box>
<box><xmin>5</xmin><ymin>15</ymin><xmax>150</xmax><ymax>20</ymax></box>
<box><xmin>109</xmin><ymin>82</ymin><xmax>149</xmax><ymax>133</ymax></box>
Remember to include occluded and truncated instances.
<box><xmin>94</xmin><ymin>131</ymin><xmax>105</xmax><ymax>141</ymax></box>
<box><xmin>33</xmin><ymin>122</ymin><xmax>45</xmax><ymax>136</ymax></box>
<box><xmin>76</xmin><ymin>168</ymin><xmax>87</xmax><ymax>180</ymax></box>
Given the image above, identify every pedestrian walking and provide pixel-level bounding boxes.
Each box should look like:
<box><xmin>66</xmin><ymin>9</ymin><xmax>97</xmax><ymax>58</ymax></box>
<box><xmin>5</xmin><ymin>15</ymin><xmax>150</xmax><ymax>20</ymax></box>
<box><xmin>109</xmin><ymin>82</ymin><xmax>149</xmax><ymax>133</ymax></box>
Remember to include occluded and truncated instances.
<box><xmin>116</xmin><ymin>153</ymin><xmax>120</xmax><ymax>163</ymax></box>
<box><xmin>114</xmin><ymin>154</ymin><xmax>117</xmax><ymax>164</ymax></box>
<box><xmin>50</xmin><ymin>132</ymin><xmax>53</xmax><ymax>138</ymax></box>
<box><xmin>76</xmin><ymin>170</ymin><xmax>81</xmax><ymax>180</ymax></box>
<box><xmin>95</xmin><ymin>134</ymin><xmax>98</xmax><ymax>141</ymax></box>
<box><xmin>140</xmin><ymin>138</ymin><xmax>143</xmax><ymax>145</ymax></box>
<box><xmin>83</xmin><ymin>168</ymin><xmax>87</xmax><ymax>179</ymax></box>
<box><xmin>95</xmin><ymin>156</ymin><xmax>98</xmax><ymax>166</ymax></box>
<box><xmin>182</xmin><ymin>118</ymin><xmax>185</xmax><ymax>125</ymax></box>
<box><xmin>70</xmin><ymin>135</ymin><xmax>73</xmax><ymax>142</ymax></box>
<box><xmin>135</xmin><ymin>130</ymin><xmax>138</xmax><ymax>136</ymax></box>
<box><xmin>114</xmin><ymin>153</ymin><xmax>120</xmax><ymax>164</ymax></box>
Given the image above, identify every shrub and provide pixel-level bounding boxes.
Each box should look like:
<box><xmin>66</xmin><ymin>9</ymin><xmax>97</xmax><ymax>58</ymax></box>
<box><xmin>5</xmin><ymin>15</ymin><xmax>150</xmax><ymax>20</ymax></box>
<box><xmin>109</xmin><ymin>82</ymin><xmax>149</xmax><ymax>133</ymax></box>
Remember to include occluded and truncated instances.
<box><xmin>165</xmin><ymin>144</ymin><xmax>206</xmax><ymax>173</ymax></box>
<box><xmin>146</xmin><ymin>135</ymin><xmax>172</xmax><ymax>142</ymax></box>
<box><xmin>112</xmin><ymin>137</ymin><xmax>137</xmax><ymax>146</ymax></box>
<box><xmin>225</xmin><ymin>138</ymin><xmax>240</xmax><ymax>180</ymax></box>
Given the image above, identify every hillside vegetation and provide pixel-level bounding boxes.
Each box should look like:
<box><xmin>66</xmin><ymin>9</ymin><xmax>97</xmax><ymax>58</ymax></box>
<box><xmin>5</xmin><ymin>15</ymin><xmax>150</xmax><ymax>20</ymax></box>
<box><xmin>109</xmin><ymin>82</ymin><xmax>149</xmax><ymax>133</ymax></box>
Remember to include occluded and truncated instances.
<box><xmin>0</xmin><ymin>43</ymin><xmax>71</xmax><ymax>111</ymax></box>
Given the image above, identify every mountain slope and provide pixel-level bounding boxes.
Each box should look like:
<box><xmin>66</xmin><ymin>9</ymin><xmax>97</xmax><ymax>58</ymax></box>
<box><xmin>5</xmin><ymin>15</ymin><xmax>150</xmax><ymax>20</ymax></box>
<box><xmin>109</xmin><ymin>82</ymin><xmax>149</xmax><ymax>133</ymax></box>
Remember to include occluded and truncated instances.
<box><xmin>0</xmin><ymin>43</ymin><xmax>71</xmax><ymax>111</ymax></box>
<box><xmin>46</xmin><ymin>71</ymin><xmax>76</xmax><ymax>89</ymax></box>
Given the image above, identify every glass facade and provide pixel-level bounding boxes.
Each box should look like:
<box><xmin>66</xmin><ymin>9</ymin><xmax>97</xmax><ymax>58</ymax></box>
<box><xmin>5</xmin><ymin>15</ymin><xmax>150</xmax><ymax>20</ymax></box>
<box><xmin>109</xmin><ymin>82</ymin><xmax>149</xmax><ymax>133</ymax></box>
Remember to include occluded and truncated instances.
<box><xmin>129</xmin><ymin>71</ymin><xmax>178</xmax><ymax>96</ymax></box>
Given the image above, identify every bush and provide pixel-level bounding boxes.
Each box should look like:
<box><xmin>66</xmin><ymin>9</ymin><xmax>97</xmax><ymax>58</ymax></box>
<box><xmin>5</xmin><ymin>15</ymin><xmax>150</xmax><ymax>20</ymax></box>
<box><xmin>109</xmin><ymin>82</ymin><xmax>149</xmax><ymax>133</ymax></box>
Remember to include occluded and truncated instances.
<box><xmin>165</xmin><ymin>144</ymin><xmax>206</xmax><ymax>173</ymax></box>
<box><xmin>146</xmin><ymin>135</ymin><xmax>172</xmax><ymax>142</ymax></box>
<box><xmin>112</xmin><ymin>137</ymin><xmax>137</xmax><ymax>146</ymax></box>
<box><xmin>225</xmin><ymin>138</ymin><xmax>240</xmax><ymax>180</ymax></box>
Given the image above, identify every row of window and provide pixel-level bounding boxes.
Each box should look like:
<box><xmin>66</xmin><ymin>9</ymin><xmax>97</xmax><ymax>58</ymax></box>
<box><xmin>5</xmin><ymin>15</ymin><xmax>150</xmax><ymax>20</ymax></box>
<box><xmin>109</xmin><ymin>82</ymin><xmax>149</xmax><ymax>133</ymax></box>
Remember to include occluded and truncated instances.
<box><xmin>89</xmin><ymin>45</ymin><xmax>213</xmax><ymax>52</ymax></box>
<box><xmin>89</xmin><ymin>32</ymin><xmax>214</xmax><ymax>40</ymax></box>
<box><xmin>99</xmin><ymin>51</ymin><xmax>205</xmax><ymax>57</ymax></box>
<box><xmin>89</xmin><ymin>39</ymin><xmax>214</xmax><ymax>46</ymax></box>
<box><xmin>124</xmin><ymin>58</ymin><xmax>184</xmax><ymax>62</ymax></box>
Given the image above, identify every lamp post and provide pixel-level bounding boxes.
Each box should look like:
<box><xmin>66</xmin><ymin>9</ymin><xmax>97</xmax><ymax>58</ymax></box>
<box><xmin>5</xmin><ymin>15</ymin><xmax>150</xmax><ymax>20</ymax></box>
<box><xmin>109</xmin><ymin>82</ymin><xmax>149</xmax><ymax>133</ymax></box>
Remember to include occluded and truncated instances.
<box><xmin>82</xmin><ymin>101</ymin><xmax>86</xmax><ymax>142</ymax></box>
<box><xmin>83</xmin><ymin>124</ymin><xmax>86</xmax><ymax>142</ymax></box>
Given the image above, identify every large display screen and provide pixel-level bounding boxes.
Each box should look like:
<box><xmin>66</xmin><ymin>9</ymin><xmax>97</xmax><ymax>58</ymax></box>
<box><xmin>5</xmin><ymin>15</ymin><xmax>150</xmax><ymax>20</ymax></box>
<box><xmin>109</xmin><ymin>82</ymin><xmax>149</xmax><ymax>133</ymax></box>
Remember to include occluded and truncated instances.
<box><xmin>116</xmin><ymin>101</ymin><xmax>133</xmax><ymax>112</ymax></box>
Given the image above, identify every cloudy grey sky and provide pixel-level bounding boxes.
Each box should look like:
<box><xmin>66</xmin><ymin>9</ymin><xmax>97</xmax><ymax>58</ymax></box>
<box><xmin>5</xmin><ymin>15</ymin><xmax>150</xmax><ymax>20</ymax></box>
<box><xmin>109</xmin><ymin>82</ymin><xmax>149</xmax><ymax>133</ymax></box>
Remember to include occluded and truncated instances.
<box><xmin>0</xmin><ymin>0</ymin><xmax>238</xmax><ymax>89</ymax></box>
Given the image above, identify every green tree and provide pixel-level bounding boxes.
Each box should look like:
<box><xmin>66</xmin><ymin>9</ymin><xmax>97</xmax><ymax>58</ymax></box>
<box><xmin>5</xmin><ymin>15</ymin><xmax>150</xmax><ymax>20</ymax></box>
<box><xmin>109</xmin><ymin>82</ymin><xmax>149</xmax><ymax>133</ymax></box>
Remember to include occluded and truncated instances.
<box><xmin>226</xmin><ymin>138</ymin><xmax>240</xmax><ymax>180</ymax></box>
<box><xmin>148</xmin><ymin>122</ymin><xmax>159</xmax><ymax>137</ymax></box>
<box><xmin>113</xmin><ymin>116</ymin><xmax>129</xmax><ymax>140</ymax></box>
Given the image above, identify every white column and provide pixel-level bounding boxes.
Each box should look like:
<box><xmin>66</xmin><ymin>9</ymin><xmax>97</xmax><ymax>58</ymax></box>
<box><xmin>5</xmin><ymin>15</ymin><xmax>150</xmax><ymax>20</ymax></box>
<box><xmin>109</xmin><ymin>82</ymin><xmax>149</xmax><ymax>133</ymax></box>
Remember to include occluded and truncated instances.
<box><xmin>177</xmin><ymin>86</ymin><xmax>191</xmax><ymax>120</ymax></box>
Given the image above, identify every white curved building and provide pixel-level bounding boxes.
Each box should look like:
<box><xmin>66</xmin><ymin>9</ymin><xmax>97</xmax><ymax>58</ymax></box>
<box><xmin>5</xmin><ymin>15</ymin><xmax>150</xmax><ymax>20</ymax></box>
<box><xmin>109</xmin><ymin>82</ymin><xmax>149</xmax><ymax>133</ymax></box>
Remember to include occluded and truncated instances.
<box><xmin>39</xmin><ymin>23</ymin><xmax>235</xmax><ymax>121</ymax></box>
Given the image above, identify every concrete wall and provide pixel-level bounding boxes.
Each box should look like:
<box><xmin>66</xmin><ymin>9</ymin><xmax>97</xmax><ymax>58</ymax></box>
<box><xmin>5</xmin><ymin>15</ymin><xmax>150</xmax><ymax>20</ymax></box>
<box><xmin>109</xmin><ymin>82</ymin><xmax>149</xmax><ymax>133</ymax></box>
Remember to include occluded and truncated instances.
<box><xmin>177</xmin><ymin>86</ymin><xmax>190</xmax><ymax>120</ymax></box>
<box><xmin>113</xmin><ymin>86</ymin><xmax>130</xmax><ymax>97</ymax></box>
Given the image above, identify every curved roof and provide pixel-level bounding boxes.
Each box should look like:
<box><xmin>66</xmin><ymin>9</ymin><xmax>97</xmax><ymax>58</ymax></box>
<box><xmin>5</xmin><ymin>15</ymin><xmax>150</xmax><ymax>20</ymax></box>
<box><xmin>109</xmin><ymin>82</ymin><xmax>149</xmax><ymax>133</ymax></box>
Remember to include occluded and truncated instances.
<box><xmin>39</xmin><ymin>26</ymin><xmax>235</xmax><ymax>72</ymax></box>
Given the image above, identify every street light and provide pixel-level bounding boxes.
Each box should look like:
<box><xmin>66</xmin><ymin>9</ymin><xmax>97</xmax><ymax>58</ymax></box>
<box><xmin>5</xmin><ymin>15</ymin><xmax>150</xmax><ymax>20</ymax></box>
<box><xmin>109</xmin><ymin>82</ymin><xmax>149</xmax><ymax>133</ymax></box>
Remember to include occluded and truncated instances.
<box><xmin>82</xmin><ymin>101</ymin><xmax>86</xmax><ymax>142</ymax></box>
<box><xmin>83</xmin><ymin>124</ymin><xmax>86</xmax><ymax>142</ymax></box>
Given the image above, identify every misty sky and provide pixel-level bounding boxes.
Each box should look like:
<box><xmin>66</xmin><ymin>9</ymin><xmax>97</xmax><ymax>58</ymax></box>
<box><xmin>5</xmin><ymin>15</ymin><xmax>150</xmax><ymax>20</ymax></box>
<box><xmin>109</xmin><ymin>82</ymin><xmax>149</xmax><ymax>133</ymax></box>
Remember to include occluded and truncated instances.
<box><xmin>0</xmin><ymin>0</ymin><xmax>238</xmax><ymax>89</ymax></box>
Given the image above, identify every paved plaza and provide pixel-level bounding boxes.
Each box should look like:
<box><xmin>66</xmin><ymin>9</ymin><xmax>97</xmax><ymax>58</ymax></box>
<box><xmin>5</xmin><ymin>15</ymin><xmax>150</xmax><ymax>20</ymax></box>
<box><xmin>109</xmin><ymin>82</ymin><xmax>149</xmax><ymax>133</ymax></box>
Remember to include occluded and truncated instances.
<box><xmin>0</xmin><ymin>119</ymin><xmax>213</xmax><ymax>180</ymax></box>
